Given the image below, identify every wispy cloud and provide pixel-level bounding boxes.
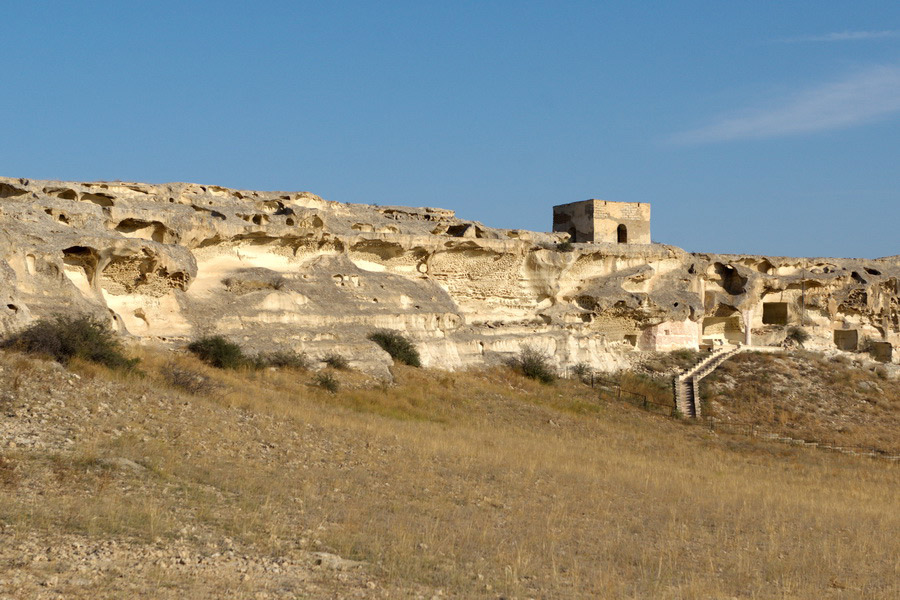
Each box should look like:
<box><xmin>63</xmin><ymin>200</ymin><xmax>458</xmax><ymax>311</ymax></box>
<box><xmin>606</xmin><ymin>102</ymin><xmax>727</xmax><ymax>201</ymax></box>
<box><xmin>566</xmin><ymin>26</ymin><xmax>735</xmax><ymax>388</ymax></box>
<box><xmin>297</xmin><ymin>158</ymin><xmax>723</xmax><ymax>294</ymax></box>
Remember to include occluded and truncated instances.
<box><xmin>668</xmin><ymin>65</ymin><xmax>900</xmax><ymax>145</ymax></box>
<box><xmin>778</xmin><ymin>30</ymin><xmax>899</xmax><ymax>43</ymax></box>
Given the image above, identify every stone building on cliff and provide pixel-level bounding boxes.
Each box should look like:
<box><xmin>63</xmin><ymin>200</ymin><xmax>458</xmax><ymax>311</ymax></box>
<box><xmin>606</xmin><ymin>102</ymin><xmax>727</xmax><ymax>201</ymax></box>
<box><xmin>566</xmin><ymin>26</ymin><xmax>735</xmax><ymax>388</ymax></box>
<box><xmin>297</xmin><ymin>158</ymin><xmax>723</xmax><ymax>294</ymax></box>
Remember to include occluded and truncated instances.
<box><xmin>552</xmin><ymin>199</ymin><xmax>651</xmax><ymax>244</ymax></box>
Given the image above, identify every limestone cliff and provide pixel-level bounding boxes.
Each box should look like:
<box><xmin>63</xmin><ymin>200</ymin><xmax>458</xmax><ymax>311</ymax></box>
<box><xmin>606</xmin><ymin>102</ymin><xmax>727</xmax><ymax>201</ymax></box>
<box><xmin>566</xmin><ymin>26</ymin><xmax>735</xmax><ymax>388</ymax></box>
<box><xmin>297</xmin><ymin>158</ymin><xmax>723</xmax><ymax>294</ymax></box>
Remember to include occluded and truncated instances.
<box><xmin>1</xmin><ymin>176</ymin><xmax>897</xmax><ymax>371</ymax></box>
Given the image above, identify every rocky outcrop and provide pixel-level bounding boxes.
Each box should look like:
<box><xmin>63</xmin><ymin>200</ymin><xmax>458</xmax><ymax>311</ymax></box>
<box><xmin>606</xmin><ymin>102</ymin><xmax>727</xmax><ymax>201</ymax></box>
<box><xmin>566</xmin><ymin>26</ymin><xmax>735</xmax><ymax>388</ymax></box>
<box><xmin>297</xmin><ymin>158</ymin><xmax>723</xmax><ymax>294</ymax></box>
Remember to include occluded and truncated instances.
<box><xmin>1</xmin><ymin>176</ymin><xmax>897</xmax><ymax>372</ymax></box>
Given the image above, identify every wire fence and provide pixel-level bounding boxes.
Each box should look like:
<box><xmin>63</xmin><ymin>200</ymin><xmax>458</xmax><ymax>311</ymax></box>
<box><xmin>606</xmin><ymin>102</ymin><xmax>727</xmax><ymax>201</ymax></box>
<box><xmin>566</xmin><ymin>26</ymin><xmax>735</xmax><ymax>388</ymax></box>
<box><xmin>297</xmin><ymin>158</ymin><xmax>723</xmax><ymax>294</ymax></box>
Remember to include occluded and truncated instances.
<box><xmin>592</xmin><ymin>377</ymin><xmax>675</xmax><ymax>417</ymax></box>
<box><xmin>703</xmin><ymin>418</ymin><xmax>900</xmax><ymax>462</ymax></box>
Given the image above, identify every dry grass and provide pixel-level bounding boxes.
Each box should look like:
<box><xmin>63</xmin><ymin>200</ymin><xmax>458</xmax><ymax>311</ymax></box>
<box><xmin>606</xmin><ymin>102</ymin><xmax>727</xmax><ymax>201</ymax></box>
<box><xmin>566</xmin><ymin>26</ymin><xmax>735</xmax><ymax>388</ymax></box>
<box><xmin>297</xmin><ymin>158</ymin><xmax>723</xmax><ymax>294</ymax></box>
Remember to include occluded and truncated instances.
<box><xmin>703</xmin><ymin>351</ymin><xmax>900</xmax><ymax>452</ymax></box>
<box><xmin>1</xmin><ymin>347</ymin><xmax>898</xmax><ymax>598</ymax></box>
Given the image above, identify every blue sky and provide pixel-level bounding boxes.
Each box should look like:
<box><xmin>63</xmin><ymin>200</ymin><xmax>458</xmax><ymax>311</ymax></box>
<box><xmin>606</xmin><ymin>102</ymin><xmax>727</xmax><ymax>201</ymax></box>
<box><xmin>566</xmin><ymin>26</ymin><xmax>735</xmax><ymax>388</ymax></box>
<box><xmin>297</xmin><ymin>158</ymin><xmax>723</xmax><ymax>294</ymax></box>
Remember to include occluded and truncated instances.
<box><xmin>2</xmin><ymin>1</ymin><xmax>898</xmax><ymax>258</ymax></box>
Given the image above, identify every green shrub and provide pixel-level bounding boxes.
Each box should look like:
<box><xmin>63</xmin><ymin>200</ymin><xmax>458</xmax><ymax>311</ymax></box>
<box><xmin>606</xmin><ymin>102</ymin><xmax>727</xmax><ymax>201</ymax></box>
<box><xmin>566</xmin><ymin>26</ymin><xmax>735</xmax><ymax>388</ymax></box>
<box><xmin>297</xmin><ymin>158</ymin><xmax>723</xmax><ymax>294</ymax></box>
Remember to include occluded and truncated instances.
<box><xmin>3</xmin><ymin>314</ymin><xmax>138</xmax><ymax>370</ymax></box>
<box><xmin>785</xmin><ymin>327</ymin><xmax>810</xmax><ymax>347</ymax></box>
<box><xmin>367</xmin><ymin>330</ymin><xmax>421</xmax><ymax>367</ymax></box>
<box><xmin>509</xmin><ymin>345</ymin><xmax>556</xmax><ymax>384</ymax></box>
<box><xmin>571</xmin><ymin>362</ymin><xmax>592</xmax><ymax>383</ymax></box>
<box><xmin>314</xmin><ymin>371</ymin><xmax>339</xmax><ymax>393</ymax></box>
<box><xmin>556</xmin><ymin>241</ymin><xmax>574</xmax><ymax>252</ymax></box>
<box><xmin>187</xmin><ymin>336</ymin><xmax>246</xmax><ymax>369</ymax></box>
<box><xmin>322</xmin><ymin>353</ymin><xmax>350</xmax><ymax>370</ymax></box>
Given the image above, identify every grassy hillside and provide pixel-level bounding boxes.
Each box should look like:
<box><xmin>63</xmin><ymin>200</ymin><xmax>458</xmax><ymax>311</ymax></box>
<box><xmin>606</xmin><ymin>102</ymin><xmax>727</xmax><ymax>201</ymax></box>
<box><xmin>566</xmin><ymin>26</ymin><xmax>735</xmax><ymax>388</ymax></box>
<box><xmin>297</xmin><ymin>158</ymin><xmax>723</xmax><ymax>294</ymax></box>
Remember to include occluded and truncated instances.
<box><xmin>0</xmin><ymin>347</ymin><xmax>897</xmax><ymax>599</ymax></box>
<box><xmin>702</xmin><ymin>351</ymin><xmax>900</xmax><ymax>453</ymax></box>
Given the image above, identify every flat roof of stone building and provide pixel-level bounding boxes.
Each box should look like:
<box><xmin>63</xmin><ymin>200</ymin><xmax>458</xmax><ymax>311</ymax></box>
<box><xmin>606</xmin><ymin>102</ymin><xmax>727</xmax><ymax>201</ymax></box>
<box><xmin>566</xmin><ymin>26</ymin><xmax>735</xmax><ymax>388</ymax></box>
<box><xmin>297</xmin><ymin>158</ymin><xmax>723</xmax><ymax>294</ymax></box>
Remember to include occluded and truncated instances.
<box><xmin>553</xmin><ymin>199</ymin><xmax>650</xmax><ymax>208</ymax></box>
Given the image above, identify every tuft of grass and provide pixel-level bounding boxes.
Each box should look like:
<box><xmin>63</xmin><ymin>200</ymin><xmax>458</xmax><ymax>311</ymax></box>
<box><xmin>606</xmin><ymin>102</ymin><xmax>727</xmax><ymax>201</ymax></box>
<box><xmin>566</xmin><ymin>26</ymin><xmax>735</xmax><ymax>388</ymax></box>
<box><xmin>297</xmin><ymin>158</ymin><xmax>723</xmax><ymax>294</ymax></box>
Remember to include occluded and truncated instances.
<box><xmin>571</xmin><ymin>362</ymin><xmax>593</xmax><ymax>383</ymax></box>
<box><xmin>314</xmin><ymin>371</ymin><xmax>340</xmax><ymax>393</ymax></box>
<box><xmin>321</xmin><ymin>353</ymin><xmax>350</xmax><ymax>370</ymax></box>
<box><xmin>187</xmin><ymin>335</ymin><xmax>246</xmax><ymax>369</ymax></box>
<box><xmin>2</xmin><ymin>314</ymin><xmax>138</xmax><ymax>370</ymax></box>
<box><xmin>367</xmin><ymin>330</ymin><xmax>421</xmax><ymax>367</ymax></box>
<box><xmin>556</xmin><ymin>241</ymin><xmax>574</xmax><ymax>252</ymax></box>
<box><xmin>162</xmin><ymin>362</ymin><xmax>220</xmax><ymax>396</ymax></box>
<box><xmin>254</xmin><ymin>350</ymin><xmax>311</xmax><ymax>370</ymax></box>
<box><xmin>508</xmin><ymin>345</ymin><xmax>556</xmax><ymax>384</ymax></box>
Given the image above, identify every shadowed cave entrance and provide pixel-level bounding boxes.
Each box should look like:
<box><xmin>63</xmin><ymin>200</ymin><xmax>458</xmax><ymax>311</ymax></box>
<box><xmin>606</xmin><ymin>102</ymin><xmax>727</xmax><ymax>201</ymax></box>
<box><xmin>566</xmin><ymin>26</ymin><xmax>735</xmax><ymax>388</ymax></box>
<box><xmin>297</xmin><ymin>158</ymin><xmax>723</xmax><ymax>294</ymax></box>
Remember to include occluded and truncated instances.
<box><xmin>762</xmin><ymin>302</ymin><xmax>789</xmax><ymax>325</ymax></box>
<box><xmin>833</xmin><ymin>329</ymin><xmax>858</xmax><ymax>351</ymax></box>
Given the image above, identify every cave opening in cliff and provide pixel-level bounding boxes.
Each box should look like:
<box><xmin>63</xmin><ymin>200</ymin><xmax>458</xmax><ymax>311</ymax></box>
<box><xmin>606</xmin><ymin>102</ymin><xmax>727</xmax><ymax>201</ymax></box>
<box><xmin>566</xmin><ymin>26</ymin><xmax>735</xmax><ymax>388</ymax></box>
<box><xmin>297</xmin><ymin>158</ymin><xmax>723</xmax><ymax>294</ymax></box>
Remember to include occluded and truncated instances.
<box><xmin>617</xmin><ymin>224</ymin><xmax>627</xmax><ymax>244</ymax></box>
<box><xmin>713</xmin><ymin>263</ymin><xmax>747</xmax><ymax>295</ymax></box>
<box><xmin>833</xmin><ymin>329</ymin><xmax>858</xmax><ymax>351</ymax></box>
<box><xmin>445</xmin><ymin>224</ymin><xmax>470</xmax><ymax>237</ymax></box>
<box><xmin>701</xmin><ymin>315</ymin><xmax>743</xmax><ymax>344</ymax></box>
<box><xmin>869</xmin><ymin>341</ymin><xmax>893</xmax><ymax>363</ymax></box>
<box><xmin>762</xmin><ymin>302</ymin><xmax>789</xmax><ymax>325</ymax></box>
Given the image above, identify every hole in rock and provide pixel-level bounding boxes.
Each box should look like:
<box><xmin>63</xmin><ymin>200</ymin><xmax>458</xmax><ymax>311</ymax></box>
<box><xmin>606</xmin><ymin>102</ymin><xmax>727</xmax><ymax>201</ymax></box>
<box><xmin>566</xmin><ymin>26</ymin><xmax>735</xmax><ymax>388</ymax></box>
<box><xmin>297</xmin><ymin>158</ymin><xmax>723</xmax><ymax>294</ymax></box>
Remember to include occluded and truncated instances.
<box><xmin>0</xmin><ymin>183</ymin><xmax>27</xmax><ymax>198</ymax></box>
<box><xmin>445</xmin><ymin>224</ymin><xmax>471</xmax><ymax>237</ymax></box>
<box><xmin>44</xmin><ymin>188</ymin><xmax>78</xmax><ymax>200</ymax></box>
<box><xmin>714</xmin><ymin>263</ymin><xmax>747</xmax><ymax>295</ymax></box>
<box><xmin>869</xmin><ymin>341</ymin><xmax>893</xmax><ymax>363</ymax></box>
<box><xmin>833</xmin><ymin>329</ymin><xmax>858</xmax><ymax>351</ymax></box>
<box><xmin>115</xmin><ymin>219</ymin><xmax>167</xmax><ymax>243</ymax></box>
<box><xmin>762</xmin><ymin>302</ymin><xmax>789</xmax><ymax>325</ymax></box>
<box><xmin>81</xmin><ymin>193</ymin><xmax>115</xmax><ymax>207</ymax></box>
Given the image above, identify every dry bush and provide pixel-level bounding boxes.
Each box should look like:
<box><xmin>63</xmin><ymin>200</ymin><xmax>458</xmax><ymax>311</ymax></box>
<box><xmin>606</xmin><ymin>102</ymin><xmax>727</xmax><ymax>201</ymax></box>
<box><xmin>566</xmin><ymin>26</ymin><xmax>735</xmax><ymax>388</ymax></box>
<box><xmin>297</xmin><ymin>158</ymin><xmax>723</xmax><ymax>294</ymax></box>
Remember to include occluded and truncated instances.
<box><xmin>253</xmin><ymin>350</ymin><xmax>311</xmax><ymax>370</ymax></box>
<box><xmin>314</xmin><ymin>371</ymin><xmax>339</xmax><ymax>393</ymax></box>
<box><xmin>162</xmin><ymin>362</ymin><xmax>220</xmax><ymax>396</ymax></box>
<box><xmin>321</xmin><ymin>353</ymin><xmax>350</xmax><ymax>370</ymax></box>
<box><xmin>570</xmin><ymin>361</ymin><xmax>592</xmax><ymax>383</ymax></box>
<box><xmin>785</xmin><ymin>326</ymin><xmax>810</xmax><ymax>346</ymax></box>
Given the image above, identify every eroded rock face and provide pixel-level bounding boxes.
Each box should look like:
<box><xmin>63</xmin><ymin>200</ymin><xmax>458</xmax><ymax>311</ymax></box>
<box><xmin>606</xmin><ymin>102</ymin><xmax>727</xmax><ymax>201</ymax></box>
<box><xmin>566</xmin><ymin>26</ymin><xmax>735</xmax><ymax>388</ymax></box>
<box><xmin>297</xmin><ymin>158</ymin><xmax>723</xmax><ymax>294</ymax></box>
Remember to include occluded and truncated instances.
<box><xmin>1</xmin><ymin>176</ymin><xmax>897</xmax><ymax>371</ymax></box>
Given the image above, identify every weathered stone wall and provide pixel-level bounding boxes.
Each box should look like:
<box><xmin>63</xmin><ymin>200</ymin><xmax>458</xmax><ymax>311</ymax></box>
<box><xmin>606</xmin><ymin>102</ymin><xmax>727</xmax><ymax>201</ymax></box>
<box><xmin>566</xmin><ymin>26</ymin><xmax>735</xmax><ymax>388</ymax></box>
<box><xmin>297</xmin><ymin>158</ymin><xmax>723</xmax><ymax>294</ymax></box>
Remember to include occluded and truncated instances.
<box><xmin>552</xmin><ymin>200</ymin><xmax>595</xmax><ymax>243</ymax></box>
<box><xmin>592</xmin><ymin>200</ymin><xmax>651</xmax><ymax>244</ymax></box>
<box><xmin>553</xmin><ymin>200</ymin><xmax>651</xmax><ymax>244</ymax></box>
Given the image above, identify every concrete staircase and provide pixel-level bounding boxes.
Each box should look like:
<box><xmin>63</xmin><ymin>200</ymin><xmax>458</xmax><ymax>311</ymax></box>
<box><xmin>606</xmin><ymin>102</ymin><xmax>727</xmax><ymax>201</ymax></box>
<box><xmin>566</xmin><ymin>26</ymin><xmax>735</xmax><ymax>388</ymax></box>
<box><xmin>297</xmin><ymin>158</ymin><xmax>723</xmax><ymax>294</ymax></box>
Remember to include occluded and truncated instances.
<box><xmin>673</xmin><ymin>347</ymin><xmax>742</xmax><ymax>418</ymax></box>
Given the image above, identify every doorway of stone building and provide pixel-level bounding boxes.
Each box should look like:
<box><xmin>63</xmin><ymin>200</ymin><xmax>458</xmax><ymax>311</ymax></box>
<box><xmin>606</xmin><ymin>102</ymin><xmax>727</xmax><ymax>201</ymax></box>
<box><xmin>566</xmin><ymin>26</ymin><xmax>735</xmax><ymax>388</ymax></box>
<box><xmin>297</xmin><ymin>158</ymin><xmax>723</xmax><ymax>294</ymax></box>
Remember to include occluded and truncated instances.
<box><xmin>617</xmin><ymin>224</ymin><xmax>627</xmax><ymax>244</ymax></box>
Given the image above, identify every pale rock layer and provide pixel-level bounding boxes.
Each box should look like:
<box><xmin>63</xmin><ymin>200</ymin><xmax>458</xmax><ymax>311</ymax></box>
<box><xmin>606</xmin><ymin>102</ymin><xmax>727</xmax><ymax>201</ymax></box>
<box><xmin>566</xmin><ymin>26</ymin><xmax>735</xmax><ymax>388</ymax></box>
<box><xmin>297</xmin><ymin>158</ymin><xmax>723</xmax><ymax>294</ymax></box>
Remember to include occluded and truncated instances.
<box><xmin>1</xmin><ymin>176</ymin><xmax>897</xmax><ymax>373</ymax></box>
